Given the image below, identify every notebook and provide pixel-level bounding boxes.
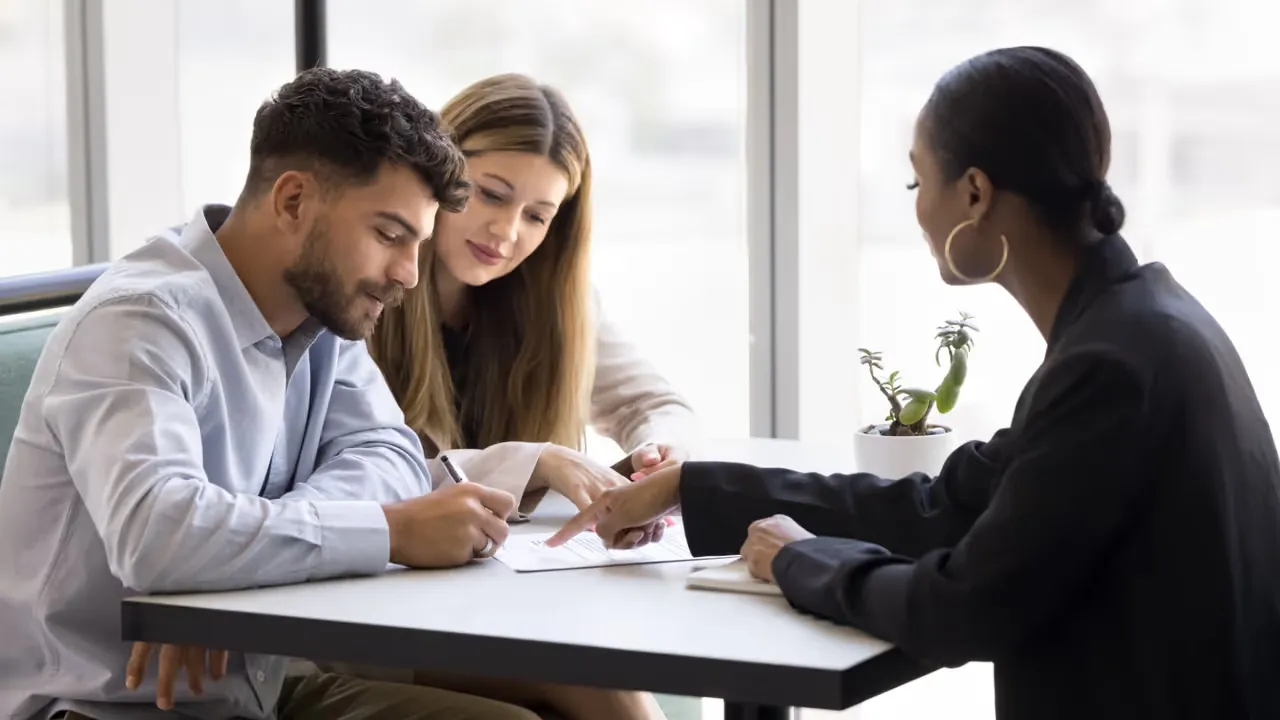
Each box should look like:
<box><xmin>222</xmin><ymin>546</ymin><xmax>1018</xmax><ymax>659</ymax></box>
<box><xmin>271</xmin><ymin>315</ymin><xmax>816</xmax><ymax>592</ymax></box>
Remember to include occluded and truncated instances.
<box><xmin>685</xmin><ymin>557</ymin><xmax>784</xmax><ymax>596</ymax></box>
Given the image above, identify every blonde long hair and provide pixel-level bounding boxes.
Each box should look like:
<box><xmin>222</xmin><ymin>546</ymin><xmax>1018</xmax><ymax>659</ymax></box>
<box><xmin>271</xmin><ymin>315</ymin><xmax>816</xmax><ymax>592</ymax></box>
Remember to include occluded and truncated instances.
<box><xmin>368</xmin><ymin>74</ymin><xmax>594</xmax><ymax>453</ymax></box>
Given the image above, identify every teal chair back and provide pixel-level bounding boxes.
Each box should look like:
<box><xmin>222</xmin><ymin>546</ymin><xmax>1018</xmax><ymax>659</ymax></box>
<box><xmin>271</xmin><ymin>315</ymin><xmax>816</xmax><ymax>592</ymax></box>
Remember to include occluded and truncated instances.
<box><xmin>0</xmin><ymin>312</ymin><xmax>63</xmax><ymax>478</ymax></box>
<box><xmin>0</xmin><ymin>264</ymin><xmax>104</xmax><ymax>481</ymax></box>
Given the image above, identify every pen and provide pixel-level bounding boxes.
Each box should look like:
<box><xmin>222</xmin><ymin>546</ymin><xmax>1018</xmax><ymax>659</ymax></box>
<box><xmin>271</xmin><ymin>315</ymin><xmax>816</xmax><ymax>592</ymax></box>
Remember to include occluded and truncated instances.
<box><xmin>440</xmin><ymin>453</ymin><xmax>470</xmax><ymax>485</ymax></box>
<box><xmin>442</xmin><ymin>453</ymin><xmax>500</xmax><ymax>558</ymax></box>
<box><xmin>440</xmin><ymin>454</ymin><xmax>530</xmax><ymax>524</ymax></box>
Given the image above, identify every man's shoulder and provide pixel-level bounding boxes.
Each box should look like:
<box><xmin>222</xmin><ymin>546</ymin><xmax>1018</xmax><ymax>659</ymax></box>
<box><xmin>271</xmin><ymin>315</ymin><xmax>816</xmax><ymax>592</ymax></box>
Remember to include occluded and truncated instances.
<box><xmin>39</xmin><ymin>236</ymin><xmax>226</xmax><ymax>378</ymax></box>
<box><xmin>65</xmin><ymin>233</ymin><xmax>230</xmax><ymax>335</ymax></box>
<box><xmin>83</xmin><ymin>235</ymin><xmax>215</xmax><ymax>314</ymax></box>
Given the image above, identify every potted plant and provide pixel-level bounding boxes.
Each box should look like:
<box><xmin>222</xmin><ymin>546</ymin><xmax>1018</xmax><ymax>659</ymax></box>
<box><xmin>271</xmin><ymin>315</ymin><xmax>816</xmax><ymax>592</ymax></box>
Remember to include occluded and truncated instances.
<box><xmin>854</xmin><ymin>312</ymin><xmax>977</xmax><ymax>478</ymax></box>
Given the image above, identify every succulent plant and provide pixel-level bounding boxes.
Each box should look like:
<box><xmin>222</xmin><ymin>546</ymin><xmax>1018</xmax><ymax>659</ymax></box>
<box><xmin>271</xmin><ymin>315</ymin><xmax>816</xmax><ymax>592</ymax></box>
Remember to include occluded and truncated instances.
<box><xmin>858</xmin><ymin>312</ymin><xmax>977</xmax><ymax>436</ymax></box>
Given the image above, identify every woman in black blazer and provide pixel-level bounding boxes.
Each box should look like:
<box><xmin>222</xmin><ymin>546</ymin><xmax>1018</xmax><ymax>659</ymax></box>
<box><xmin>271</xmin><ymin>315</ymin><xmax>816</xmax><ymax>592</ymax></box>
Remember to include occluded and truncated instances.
<box><xmin>550</xmin><ymin>46</ymin><xmax>1280</xmax><ymax>719</ymax></box>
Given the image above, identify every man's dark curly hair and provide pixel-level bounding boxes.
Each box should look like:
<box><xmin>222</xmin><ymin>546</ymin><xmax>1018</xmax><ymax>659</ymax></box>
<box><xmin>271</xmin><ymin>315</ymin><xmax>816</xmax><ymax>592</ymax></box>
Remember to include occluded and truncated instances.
<box><xmin>242</xmin><ymin>68</ymin><xmax>470</xmax><ymax>213</ymax></box>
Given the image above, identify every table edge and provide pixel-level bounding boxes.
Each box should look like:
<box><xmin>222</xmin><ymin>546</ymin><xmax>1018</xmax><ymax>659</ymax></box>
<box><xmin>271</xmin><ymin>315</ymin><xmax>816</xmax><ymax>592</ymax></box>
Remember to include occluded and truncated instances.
<box><xmin>121</xmin><ymin>598</ymin><xmax>932</xmax><ymax>709</ymax></box>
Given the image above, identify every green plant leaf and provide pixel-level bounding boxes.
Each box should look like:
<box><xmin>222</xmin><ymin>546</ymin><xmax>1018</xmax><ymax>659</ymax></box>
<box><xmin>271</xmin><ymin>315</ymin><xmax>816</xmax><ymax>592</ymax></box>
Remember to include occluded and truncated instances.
<box><xmin>899</xmin><ymin>398</ymin><xmax>929</xmax><ymax>425</ymax></box>
<box><xmin>935</xmin><ymin>378</ymin><xmax>960</xmax><ymax>413</ymax></box>
<box><xmin>898</xmin><ymin>387</ymin><xmax>937</xmax><ymax>402</ymax></box>
<box><xmin>947</xmin><ymin>346</ymin><xmax>969</xmax><ymax>386</ymax></box>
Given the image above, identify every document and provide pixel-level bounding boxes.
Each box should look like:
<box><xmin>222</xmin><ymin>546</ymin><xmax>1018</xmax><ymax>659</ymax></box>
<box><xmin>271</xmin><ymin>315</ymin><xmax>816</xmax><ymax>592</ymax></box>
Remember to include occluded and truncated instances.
<box><xmin>495</xmin><ymin>520</ymin><xmax>728</xmax><ymax>572</ymax></box>
<box><xmin>685</xmin><ymin>557</ymin><xmax>784</xmax><ymax>596</ymax></box>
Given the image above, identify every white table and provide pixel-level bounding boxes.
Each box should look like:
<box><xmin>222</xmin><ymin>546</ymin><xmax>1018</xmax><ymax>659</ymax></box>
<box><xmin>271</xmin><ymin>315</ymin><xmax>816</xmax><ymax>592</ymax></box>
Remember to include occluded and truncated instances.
<box><xmin>121</xmin><ymin>438</ymin><xmax>929</xmax><ymax>719</ymax></box>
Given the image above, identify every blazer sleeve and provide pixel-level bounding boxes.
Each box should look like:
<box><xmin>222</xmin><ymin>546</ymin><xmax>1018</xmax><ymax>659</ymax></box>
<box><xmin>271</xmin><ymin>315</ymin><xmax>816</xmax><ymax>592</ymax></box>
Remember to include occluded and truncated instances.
<box><xmin>770</xmin><ymin>351</ymin><xmax>1153</xmax><ymax>667</ymax></box>
<box><xmin>426</xmin><ymin>442</ymin><xmax>550</xmax><ymax>518</ymax></box>
<box><xmin>678</xmin><ymin>428</ymin><xmax>1008</xmax><ymax>560</ymax></box>
<box><xmin>587</xmin><ymin>288</ymin><xmax>702</xmax><ymax>455</ymax></box>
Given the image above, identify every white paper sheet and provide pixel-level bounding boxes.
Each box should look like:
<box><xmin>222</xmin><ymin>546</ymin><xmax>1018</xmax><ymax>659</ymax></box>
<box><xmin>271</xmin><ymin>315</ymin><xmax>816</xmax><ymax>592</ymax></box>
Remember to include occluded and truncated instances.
<box><xmin>494</xmin><ymin>521</ymin><xmax>723</xmax><ymax>572</ymax></box>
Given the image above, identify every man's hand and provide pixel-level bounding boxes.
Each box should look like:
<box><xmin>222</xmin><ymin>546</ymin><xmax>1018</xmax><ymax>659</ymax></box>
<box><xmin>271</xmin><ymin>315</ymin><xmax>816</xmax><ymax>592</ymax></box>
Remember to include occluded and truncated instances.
<box><xmin>622</xmin><ymin>443</ymin><xmax>688</xmax><ymax>481</ymax></box>
<box><xmin>383</xmin><ymin>482</ymin><xmax>517</xmax><ymax>567</ymax></box>
<box><xmin>535</xmin><ymin>445</ymin><xmax>629</xmax><ymax>511</ymax></box>
<box><xmin>741</xmin><ymin>514</ymin><xmax>815</xmax><ymax>584</ymax></box>
<box><xmin>547</xmin><ymin>463</ymin><xmax>683</xmax><ymax>549</ymax></box>
<box><xmin>126</xmin><ymin>642</ymin><xmax>227</xmax><ymax>710</ymax></box>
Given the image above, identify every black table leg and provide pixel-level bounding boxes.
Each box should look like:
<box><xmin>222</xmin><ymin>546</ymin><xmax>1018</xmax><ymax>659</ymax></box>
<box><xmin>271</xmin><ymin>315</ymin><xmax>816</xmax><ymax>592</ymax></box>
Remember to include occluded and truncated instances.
<box><xmin>723</xmin><ymin>702</ymin><xmax>795</xmax><ymax>720</ymax></box>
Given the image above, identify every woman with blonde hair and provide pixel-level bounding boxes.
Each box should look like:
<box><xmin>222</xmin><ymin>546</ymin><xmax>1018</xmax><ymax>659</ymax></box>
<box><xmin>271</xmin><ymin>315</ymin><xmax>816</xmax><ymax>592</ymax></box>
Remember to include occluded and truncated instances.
<box><xmin>364</xmin><ymin>73</ymin><xmax>694</xmax><ymax>719</ymax></box>
<box><xmin>369</xmin><ymin>72</ymin><xmax>698</xmax><ymax>516</ymax></box>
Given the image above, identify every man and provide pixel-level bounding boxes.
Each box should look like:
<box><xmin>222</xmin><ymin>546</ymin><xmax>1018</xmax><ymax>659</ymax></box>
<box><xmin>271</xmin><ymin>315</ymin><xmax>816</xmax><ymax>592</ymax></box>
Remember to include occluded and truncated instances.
<box><xmin>0</xmin><ymin>68</ymin><xmax>533</xmax><ymax>720</ymax></box>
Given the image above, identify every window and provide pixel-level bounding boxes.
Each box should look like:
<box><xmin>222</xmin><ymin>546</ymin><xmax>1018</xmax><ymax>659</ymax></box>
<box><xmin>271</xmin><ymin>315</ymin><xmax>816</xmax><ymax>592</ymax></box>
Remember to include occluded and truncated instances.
<box><xmin>0</xmin><ymin>0</ymin><xmax>71</xmax><ymax>276</ymax></box>
<box><xmin>327</xmin><ymin>0</ymin><xmax>751</xmax><ymax>446</ymax></box>
<box><xmin>795</xmin><ymin>1</ymin><xmax>1280</xmax><ymax>717</ymax></box>
<box><xmin>174</xmin><ymin>0</ymin><xmax>295</xmax><ymax>217</ymax></box>
<box><xmin>847</xmin><ymin>0</ymin><xmax>1280</xmax><ymax>445</ymax></box>
<box><xmin>100</xmin><ymin>0</ymin><xmax>294</xmax><ymax>259</ymax></box>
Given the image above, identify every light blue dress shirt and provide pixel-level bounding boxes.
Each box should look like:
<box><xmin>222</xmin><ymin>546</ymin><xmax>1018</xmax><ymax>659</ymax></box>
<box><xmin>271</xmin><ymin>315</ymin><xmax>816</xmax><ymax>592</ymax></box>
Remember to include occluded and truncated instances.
<box><xmin>0</xmin><ymin>205</ymin><xmax>432</xmax><ymax>720</ymax></box>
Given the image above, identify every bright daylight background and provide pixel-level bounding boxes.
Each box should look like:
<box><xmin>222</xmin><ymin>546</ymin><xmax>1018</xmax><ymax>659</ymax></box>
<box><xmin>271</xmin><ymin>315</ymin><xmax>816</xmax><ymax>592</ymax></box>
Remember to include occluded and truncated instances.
<box><xmin>3</xmin><ymin>1</ymin><xmax>1280</xmax><ymax>718</ymax></box>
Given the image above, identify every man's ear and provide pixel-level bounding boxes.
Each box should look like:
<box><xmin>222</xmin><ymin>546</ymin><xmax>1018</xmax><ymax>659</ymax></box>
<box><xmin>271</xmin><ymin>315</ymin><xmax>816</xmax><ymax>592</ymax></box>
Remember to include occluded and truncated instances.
<box><xmin>269</xmin><ymin>170</ymin><xmax>315</xmax><ymax>234</ymax></box>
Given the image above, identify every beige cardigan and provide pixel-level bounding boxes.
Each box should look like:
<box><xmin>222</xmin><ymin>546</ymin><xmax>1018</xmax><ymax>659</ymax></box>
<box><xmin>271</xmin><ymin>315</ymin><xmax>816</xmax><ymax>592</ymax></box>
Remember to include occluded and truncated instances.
<box><xmin>424</xmin><ymin>292</ymin><xmax>701</xmax><ymax>516</ymax></box>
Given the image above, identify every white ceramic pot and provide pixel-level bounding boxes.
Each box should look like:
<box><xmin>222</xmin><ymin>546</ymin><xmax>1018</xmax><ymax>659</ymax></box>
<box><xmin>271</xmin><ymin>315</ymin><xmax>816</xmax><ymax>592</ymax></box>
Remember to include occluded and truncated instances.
<box><xmin>853</xmin><ymin>423</ymin><xmax>959</xmax><ymax>478</ymax></box>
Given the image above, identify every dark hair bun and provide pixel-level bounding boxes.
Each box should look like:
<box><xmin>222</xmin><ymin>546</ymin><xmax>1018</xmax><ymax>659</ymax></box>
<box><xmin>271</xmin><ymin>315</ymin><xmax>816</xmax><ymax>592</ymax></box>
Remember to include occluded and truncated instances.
<box><xmin>1089</xmin><ymin>182</ymin><xmax>1126</xmax><ymax>235</ymax></box>
<box><xmin>923</xmin><ymin>47</ymin><xmax>1125</xmax><ymax>243</ymax></box>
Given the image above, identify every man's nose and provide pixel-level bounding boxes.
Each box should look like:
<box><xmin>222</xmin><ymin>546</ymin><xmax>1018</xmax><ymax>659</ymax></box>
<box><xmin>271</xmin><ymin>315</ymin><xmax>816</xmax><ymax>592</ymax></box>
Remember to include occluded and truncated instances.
<box><xmin>389</xmin><ymin>243</ymin><xmax>420</xmax><ymax>290</ymax></box>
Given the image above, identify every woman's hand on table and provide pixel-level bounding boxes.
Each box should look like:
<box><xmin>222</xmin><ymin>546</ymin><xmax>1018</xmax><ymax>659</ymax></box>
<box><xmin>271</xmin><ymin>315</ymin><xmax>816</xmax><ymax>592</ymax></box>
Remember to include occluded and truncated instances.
<box><xmin>740</xmin><ymin>515</ymin><xmax>816</xmax><ymax>584</ymax></box>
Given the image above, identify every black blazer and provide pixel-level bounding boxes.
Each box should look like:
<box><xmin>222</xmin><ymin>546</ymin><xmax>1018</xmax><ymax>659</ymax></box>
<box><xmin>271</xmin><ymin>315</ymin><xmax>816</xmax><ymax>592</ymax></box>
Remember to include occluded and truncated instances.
<box><xmin>680</xmin><ymin>235</ymin><xmax>1280</xmax><ymax>719</ymax></box>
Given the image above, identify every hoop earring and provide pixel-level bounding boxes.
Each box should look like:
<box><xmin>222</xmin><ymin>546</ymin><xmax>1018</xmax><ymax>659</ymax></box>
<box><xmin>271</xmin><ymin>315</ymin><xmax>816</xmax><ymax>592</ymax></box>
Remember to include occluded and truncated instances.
<box><xmin>944</xmin><ymin>218</ymin><xmax>1009</xmax><ymax>283</ymax></box>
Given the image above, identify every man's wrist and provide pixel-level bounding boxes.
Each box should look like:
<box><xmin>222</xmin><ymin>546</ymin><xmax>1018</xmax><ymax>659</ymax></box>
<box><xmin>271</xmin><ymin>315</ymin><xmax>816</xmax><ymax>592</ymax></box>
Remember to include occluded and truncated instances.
<box><xmin>381</xmin><ymin>503</ymin><xmax>404</xmax><ymax>565</ymax></box>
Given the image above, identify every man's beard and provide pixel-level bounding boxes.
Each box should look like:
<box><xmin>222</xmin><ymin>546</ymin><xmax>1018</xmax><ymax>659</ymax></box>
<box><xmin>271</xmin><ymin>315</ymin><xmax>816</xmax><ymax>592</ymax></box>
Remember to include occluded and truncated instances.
<box><xmin>282</xmin><ymin>221</ymin><xmax>403</xmax><ymax>341</ymax></box>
